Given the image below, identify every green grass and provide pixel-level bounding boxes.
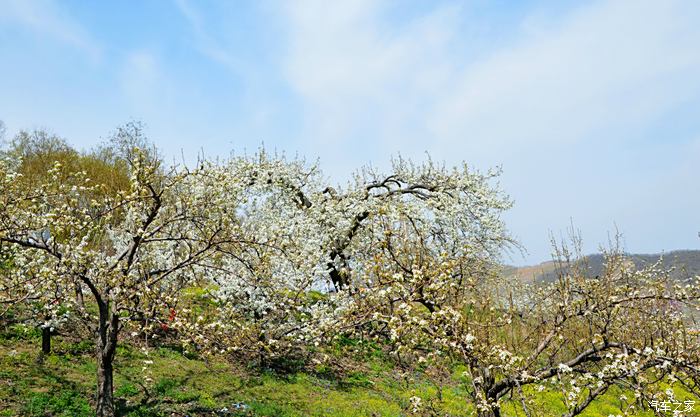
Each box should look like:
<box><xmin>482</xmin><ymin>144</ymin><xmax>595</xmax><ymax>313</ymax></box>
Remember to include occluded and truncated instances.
<box><xmin>0</xmin><ymin>327</ymin><xmax>686</xmax><ymax>416</ymax></box>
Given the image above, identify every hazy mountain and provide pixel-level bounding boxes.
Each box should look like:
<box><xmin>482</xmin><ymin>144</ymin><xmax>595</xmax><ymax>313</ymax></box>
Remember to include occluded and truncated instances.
<box><xmin>506</xmin><ymin>250</ymin><xmax>700</xmax><ymax>283</ymax></box>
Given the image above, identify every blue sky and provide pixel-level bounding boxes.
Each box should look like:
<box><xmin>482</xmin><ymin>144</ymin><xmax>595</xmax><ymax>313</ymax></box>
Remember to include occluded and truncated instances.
<box><xmin>1</xmin><ymin>0</ymin><xmax>699</xmax><ymax>264</ymax></box>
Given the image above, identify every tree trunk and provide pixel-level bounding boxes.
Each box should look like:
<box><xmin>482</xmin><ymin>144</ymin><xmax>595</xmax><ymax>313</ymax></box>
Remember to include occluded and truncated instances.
<box><xmin>95</xmin><ymin>300</ymin><xmax>119</xmax><ymax>417</ymax></box>
<box><xmin>471</xmin><ymin>363</ymin><xmax>501</xmax><ymax>417</ymax></box>
<box><xmin>96</xmin><ymin>349</ymin><xmax>115</xmax><ymax>417</ymax></box>
<box><xmin>41</xmin><ymin>326</ymin><xmax>51</xmax><ymax>354</ymax></box>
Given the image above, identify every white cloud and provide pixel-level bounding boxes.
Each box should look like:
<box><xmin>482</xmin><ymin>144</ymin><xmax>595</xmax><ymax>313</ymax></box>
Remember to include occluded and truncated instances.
<box><xmin>283</xmin><ymin>0</ymin><xmax>461</xmax><ymax>164</ymax></box>
<box><xmin>428</xmin><ymin>0</ymin><xmax>700</xmax><ymax>155</ymax></box>
<box><xmin>0</xmin><ymin>0</ymin><xmax>100</xmax><ymax>60</ymax></box>
<box><xmin>282</xmin><ymin>0</ymin><xmax>700</xmax><ymax>162</ymax></box>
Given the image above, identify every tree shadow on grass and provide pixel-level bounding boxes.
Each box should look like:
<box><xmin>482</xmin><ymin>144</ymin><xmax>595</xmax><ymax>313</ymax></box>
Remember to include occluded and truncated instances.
<box><xmin>115</xmin><ymin>368</ymin><xmax>244</xmax><ymax>416</ymax></box>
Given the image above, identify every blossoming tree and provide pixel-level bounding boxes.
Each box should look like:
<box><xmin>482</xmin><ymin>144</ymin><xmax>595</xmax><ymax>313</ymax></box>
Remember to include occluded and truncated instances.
<box><xmin>178</xmin><ymin>153</ymin><xmax>515</xmax><ymax>369</ymax></box>
<box><xmin>0</xmin><ymin>128</ymin><xmax>132</xmax><ymax>355</ymax></box>
<box><xmin>347</xmin><ymin>234</ymin><xmax>700</xmax><ymax>417</ymax></box>
<box><xmin>0</xmin><ymin>149</ymin><xmax>249</xmax><ymax>416</ymax></box>
<box><xmin>172</xmin><ymin>151</ymin><xmax>332</xmax><ymax>366</ymax></box>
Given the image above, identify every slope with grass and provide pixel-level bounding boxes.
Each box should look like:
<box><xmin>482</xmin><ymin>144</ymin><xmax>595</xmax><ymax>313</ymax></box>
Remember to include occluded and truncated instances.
<box><xmin>0</xmin><ymin>323</ymin><xmax>671</xmax><ymax>417</ymax></box>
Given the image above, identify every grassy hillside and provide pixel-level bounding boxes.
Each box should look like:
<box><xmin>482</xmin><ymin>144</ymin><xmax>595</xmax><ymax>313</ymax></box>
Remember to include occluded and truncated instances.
<box><xmin>0</xmin><ymin>324</ymin><xmax>671</xmax><ymax>417</ymax></box>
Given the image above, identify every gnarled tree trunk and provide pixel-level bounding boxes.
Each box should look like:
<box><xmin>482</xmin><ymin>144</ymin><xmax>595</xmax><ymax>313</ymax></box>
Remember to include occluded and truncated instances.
<box><xmin>95</xmin><ymin>299</ymin><xmax>119</xmax><ymax>417</ymax></box>
<box><xmin>471</xmin><ymin>362</ymin><xmax>502</xmax><ymax>417</ymax></box>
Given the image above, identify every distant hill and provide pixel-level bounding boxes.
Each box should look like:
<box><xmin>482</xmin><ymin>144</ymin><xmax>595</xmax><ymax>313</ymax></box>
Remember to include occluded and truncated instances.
<box><xmin>506</xmin><ymin>250</ymin><xmax>700</xmax><ymax>283</ymax></box>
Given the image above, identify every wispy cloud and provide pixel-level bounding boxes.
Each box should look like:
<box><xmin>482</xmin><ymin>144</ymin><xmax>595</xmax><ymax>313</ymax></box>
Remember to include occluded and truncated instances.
<box><xmin>428</xmin><ymin>0</ymin><xmax>700</xmax><ymax>155</ymax></box>
<box><xmin>282</xmin><ymin>0</ymin><xmax>462</xmax><ymax>166</ymax></box>
<box><xmin>281</xmin><ymin>0</ymin><xmax>700</xmax><ymax>162</ymax></box>
<box><xmin>0</xmin><ymin>0</ymin><xmax>101</xmax><ymax>60</ymax></box>
<box><xmin>173</xmin><ymin>0</ymin><xmax>251</xmax><ymax>77</ymax></box>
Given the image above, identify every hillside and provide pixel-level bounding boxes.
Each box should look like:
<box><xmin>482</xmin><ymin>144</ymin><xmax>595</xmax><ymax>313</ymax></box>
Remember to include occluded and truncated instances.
<box><xmin>507</xmin><ymin>249</ymin><xmax>700</xmax><ymax>283</ymax></box>
<box><xmin>0</xmin><ymin>327</ymin><xmax>665</xmax><ymax>417</ymax></box>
